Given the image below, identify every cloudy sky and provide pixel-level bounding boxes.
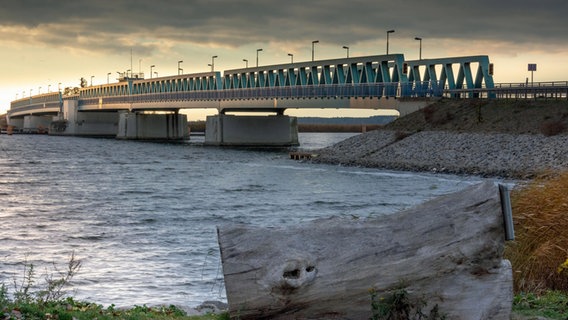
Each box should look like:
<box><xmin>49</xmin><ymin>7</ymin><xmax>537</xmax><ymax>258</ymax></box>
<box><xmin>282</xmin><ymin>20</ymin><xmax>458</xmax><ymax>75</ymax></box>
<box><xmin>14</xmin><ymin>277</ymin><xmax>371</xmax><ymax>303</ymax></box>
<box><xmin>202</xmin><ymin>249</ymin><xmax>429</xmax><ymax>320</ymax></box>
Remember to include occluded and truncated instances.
<box><xmin>1</xmin><ymin>0</ymin><xmax>567</xmax><ymax>116</ymax></box>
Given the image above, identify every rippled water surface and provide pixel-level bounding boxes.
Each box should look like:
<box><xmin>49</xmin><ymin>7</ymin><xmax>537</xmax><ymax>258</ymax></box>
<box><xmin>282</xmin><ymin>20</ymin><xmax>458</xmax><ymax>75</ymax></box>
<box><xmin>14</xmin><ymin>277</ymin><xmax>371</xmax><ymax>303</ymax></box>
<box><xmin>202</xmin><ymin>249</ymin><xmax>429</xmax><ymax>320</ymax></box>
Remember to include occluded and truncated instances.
<box><xmin>0</xmin><ymin>133</ymin><xmax>480</xmax><ymax>308</ymax></box>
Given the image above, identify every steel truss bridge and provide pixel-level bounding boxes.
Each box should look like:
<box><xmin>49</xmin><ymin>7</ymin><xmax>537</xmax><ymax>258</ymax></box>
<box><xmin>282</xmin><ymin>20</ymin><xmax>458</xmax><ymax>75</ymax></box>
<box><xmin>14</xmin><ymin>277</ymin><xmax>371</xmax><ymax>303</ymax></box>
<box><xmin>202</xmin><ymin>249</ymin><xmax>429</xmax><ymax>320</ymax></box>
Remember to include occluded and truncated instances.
<box><xmin>9</xmin><ymin>54</ymin><xmax>506</xmax><ymax>118</ymax></box>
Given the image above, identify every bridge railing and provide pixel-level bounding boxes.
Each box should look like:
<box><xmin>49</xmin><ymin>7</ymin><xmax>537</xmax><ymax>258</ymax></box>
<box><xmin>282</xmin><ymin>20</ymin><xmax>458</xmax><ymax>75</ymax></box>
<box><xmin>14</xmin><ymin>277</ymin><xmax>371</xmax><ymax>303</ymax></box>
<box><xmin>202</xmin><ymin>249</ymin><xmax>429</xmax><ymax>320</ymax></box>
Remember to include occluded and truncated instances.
<box><xmin>10</xmin><ymin>92</ymin><xmax>62</xmax><ymax>109</ymax></box>
<box><xmin>78</xmin><ymin>81</ymin><xmax>447</xmax><ymax>106</ymax></box>
<box><xmin>443</xmin><ymin>81</ymin><xmax>568</xmax><ymax>100</ymax></box>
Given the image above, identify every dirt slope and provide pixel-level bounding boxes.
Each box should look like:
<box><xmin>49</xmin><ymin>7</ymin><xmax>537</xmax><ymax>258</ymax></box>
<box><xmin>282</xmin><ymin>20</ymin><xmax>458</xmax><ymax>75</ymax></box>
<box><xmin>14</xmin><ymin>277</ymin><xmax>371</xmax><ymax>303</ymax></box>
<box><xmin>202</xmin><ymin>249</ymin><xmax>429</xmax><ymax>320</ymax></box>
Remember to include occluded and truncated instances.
<box><xmin>383</xmin><ymin>99</ymin><xmax>568</xmax><ymax>135</ymax></box>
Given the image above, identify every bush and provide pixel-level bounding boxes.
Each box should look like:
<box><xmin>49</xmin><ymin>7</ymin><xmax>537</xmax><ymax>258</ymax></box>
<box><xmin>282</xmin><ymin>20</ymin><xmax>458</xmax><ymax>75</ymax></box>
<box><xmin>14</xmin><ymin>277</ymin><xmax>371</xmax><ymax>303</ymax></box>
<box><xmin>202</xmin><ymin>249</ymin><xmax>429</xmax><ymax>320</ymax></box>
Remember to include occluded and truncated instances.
<box><xmin>0</xmin><ymin>254</ymin><xmax>229</xmax><ymax>320</ymax></box>
<box><xmin>422</xmin><ymin>105</ymin><xmax>436</xmax><ymax>123</ymax></box>
<box><xmin>369</xmin><ymin>286</ymin><xmax>445</xmax><ymax>320</ymax></box>
<box><xmin>505</xmin><ymin>171</ymin><xmax>568</xmax><ymax>293</ymax></box>
<box><xmin>540</xmin><ymin>120</ymin><xmax>566</xmax><ymax>136</ymax></box>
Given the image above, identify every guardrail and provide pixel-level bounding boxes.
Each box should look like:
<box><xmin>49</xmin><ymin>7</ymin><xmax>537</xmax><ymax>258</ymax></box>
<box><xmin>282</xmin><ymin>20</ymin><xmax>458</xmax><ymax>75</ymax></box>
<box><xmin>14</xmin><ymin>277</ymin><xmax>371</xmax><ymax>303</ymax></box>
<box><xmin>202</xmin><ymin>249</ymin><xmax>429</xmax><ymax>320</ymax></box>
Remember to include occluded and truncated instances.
<box><xmin>444</xmin><ymin>81</ymin><xmax>568</xmax><ymax>100</ymax></box>
<box><xmin>78</xmin><ymin>82</ymin><xmax>446</xmax><ymax>106</ymax></box>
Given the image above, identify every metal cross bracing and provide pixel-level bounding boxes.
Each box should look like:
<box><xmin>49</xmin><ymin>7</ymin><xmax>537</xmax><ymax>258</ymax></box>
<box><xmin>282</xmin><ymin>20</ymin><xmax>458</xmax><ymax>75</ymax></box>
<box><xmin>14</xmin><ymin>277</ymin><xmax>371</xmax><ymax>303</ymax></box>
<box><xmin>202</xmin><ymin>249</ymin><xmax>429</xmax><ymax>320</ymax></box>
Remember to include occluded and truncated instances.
<box><xmin>405</xmin><ymin>55</ymin><xmax>495</xmax><ymax>98</ymax></box>
<box><xmin>221</xmin><ymin>54</ymin><xmax>408</xmax><ymax>97</ymax></box>
<box><xmin>76</xmin><ymin>54</ymin><xmax>410</xmax><ymax>107</ymax></box>
<box><xmin>8</xmin><ymin>54</ymin><xmax>497</xmax><ymax>116</ymax></box>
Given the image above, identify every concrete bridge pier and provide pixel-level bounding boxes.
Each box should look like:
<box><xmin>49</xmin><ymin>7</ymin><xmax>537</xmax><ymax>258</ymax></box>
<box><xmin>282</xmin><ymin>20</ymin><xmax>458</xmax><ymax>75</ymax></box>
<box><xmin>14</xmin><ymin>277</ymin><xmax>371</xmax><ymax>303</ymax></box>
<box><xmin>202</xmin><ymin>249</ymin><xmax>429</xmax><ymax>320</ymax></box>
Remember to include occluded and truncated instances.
<box><xmin>50</xmin><ymin>100</ymin><xmax>119</xmax><ymax>137</ymax></box>
<box><xmin>205</xmin><ymin>114</ymin><xmax>299</xmax><ymax>147</ymax></box>
<box><xmin>22</xmin><ymin>115</ymin><xmax>52</xmax><ymax>133</ymax></box>
<box><xmin>116</xmin><ymin>111</ymin><xmax>189</xmax><ymax>140</ymax></box>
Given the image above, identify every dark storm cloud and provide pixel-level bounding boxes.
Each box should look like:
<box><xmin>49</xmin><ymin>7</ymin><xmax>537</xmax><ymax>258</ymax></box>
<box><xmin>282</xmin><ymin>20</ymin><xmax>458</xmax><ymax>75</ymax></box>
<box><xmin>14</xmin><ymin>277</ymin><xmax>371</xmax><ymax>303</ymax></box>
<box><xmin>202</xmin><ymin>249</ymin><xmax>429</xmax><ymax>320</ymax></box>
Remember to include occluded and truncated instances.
<box><xmin>1</xmin><ymin>0</ymin><xmax>566</xmax><ymax>54</ymax></box>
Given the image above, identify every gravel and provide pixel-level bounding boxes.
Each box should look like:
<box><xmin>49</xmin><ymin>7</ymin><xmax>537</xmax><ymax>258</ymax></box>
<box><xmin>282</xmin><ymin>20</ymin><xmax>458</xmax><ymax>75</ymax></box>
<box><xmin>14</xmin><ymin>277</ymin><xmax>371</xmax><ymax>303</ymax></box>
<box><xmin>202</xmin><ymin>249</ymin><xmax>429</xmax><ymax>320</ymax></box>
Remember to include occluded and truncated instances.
<box><xmin>313</xmin><ymin>129</ymin><xmax>568</xmax><ymax>179</ymax></box>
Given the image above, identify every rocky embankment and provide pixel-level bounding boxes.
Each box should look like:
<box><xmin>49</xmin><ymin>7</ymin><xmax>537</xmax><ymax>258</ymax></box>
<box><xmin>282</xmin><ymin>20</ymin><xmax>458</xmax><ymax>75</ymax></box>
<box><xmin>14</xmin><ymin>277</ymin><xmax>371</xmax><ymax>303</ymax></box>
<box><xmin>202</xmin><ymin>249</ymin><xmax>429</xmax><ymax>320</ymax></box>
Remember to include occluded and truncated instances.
<box><xmin>313</xmin><ymin>99</ymin><xmax>568</xmax><ymax>179</ymax></box>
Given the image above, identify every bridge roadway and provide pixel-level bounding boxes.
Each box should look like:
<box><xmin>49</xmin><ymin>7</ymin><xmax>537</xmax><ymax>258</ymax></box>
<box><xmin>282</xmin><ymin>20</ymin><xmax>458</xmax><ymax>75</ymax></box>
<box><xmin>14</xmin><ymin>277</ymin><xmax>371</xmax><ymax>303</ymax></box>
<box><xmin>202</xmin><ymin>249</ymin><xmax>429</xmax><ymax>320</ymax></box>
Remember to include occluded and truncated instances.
<box><xmin>8</xmin><ymin>54</ymin><xmax>496</xmax><ymax>119</ymax></box>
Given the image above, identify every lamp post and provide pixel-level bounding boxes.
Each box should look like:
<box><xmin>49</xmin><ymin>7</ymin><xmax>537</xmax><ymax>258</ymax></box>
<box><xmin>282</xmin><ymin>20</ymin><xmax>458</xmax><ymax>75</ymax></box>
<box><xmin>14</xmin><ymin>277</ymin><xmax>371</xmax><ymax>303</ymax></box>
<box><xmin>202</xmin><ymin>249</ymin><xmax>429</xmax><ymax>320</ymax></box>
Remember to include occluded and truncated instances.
<box><xmin>58</xmin><ymin>83</ymin><xmax>61</xmax><ymax>91</ymax></box>
<box><xmin>386</xmin><ymin>29</ymin><xmax>395</xmax><ymax>54</ymax></box>
<box><xmin>127</xmin><ymin>70</ymin><xmax>131</xmax><ymax>78</ymax></box>
<box><xmin>414</xmin><ymin>37</ymin><xmax>422</xmax><ymax>60</ymax></box>
<box><xmin>243</xmin><ymin>59</ymin><xmax>248</xmax><ymax>68</ymax></box>
<box><xmin>342</xmin><ymin>46</ymin><xmax>349</xmax><ymax>58</ymax></box>
<box><xmin>150</xmin><ymin>65</ymin><xmax>155</xmax><ymax>79</ymax></box>
<box><xmin>38</xmin><ymin>86</ymin><xmax>41</xmax><ymax>94</ymax></box>
<box><xmin>48</xmin><ymin>84</ymin><xmax>51</xmax><ymax>92</ymax></box>
<box><xmin>178</xmin><ymin>60</ymin><xmax>183</xmax><ymax>75</ymax></box>
<box><xmin>90</xmin><ymin>76</ymin><xmax>94</xmax><ymax>86</ymax></box>
<box><xmin>154</xmin><ymin>71</ymin><xmax>158</xmax><ymax>78</ymax></box>
<box><xmin>211</xmin><ymin>55</ymin><xmax>218</xmax><ymax>72</ymax></box>
<box><xmin>256</xmin><ymin>49</ymin><xmax>263</xmax><ymax>67</ymax></box>
<box><xmin>107</xmin><ymin>72</ymin><xmax>111</xmax><ymax>84</ymax></box>
<box><xmin>312</xmin><ymin>40</ymin><xmax>319</xmax><ymax>61</ymax></box>
<box><xmin>288</xmin><ymin>53</ymin><xmax>293</xmax><ymax>63</ymax></box>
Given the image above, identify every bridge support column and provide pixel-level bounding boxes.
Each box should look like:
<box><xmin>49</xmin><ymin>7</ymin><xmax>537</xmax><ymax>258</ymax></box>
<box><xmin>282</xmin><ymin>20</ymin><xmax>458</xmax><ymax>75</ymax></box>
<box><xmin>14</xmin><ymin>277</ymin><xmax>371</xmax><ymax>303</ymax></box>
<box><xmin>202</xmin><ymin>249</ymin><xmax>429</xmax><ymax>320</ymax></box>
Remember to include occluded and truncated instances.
<box><xmin>50</xmin><ymin>100</ymin><xmax>119</xmax><ymax>137</ymax></box>
<box><xmin>117</xmin><ymin>111</ymin><xmax>189</xmax><ymax>140</ymax></box>
<box><xmin>205</xmin><ymin>114</ymin><xmax>299</xmax><ymax>147</ymax></box>
<box><xmin>22</xmin><ymin>115</ymin><xmax>52</xmax><ymax>133</ymax></box>
<box><xmin>7</xmin><ymin>117</ymin><xmax>24</xmax><ymax>132</ymax></box>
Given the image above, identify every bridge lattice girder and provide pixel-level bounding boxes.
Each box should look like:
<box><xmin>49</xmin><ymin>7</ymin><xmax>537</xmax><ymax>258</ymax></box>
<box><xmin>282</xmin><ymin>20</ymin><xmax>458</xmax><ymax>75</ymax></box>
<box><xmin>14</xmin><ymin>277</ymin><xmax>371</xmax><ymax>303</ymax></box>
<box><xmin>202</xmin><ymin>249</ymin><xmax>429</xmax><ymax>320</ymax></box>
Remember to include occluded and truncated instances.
<box><xmin>405</xmin><ymin>56</ymin><xmax>495</xmax><ymax>98</ymax></box>
<box><xmin>8</xmin><ymin>54</ymin><xmax>495</xmax><ymax>115</ymax></box>
<box><xmin>222</xmin><ymin>54</ymin><xmax>407</xmax><ymax>90</ymax></box>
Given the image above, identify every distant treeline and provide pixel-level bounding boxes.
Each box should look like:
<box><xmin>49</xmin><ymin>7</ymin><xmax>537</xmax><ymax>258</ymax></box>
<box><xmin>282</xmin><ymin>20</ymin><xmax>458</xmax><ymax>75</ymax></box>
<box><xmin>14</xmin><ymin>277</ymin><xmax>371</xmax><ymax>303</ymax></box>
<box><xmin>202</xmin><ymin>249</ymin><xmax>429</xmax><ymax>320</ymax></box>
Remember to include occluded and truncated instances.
<box><xmin>188</xmin><ymin>116</ymin><xmax>396</xmax><ymax>133</ymax></box>
<box><xmin>188</xmin><ymin>121</ymin><xmax>381</xmax><ymax>133</ymax></box>
<box><xmin>0</xmin><ymin>114</ymin><xmax>6</xmax><ymax>129</ymax></box>
<box><xmin>298</xmin><ymin>115</ymin><xmax>397</xmax><ymax>125</ymax></box>
<box><xmin>298</xmin><ymin>124</ymin><xmax>382</xmax><ymax>132</ymax></box>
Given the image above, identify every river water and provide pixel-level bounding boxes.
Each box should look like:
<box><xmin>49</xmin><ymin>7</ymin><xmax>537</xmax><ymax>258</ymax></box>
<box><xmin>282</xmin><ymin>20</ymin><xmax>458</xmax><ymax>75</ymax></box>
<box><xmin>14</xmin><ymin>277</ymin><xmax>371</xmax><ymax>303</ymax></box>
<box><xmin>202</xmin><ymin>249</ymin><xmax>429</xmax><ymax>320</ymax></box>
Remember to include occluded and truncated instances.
<box><xmin>0</xmin><ymin>133</ymin><xmax>482</xmax><ymax>308</ymax></box>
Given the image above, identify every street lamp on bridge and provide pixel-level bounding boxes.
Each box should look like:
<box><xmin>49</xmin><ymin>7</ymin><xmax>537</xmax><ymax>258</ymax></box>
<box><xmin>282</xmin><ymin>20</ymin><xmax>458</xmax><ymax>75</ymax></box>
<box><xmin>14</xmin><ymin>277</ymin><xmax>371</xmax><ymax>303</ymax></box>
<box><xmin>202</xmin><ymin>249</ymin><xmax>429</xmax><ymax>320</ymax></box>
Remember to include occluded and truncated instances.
<box><xmin>211</xmin><ymin>55</ymin><xmax>218</xmax><ymax>72</ymax></box>
<box><xmin>90</xmin><ymin>76</ymin><xmax>94</xmax><ymax>86</ymax></box>
<box><xmin>38</xmin><ymin>86</ymin><xmax>41</xmax><ymax>94</ymax></box>
<box><xmin>312</xmin><ymin>40</ymin><xmax>319</xmax><ymax>61</ymax></box>
<box><xmin>386</xmin><ymin>29</ymin><xmax>395</xmax><ymax>55</ymax></box>
<box><xmin>150</xmin><ymin>65</ymin><xmax>155</xmax><ymax>79</ymax></box>
<box><xmin>178</xmin><ymin>60</ymin><xmax>183</xmax><ymax>75</ymax></box>
<box><xmin>107</xmin><ymin>72</ymin><xmax>111</xmax><ymax>84</ymax></box>
<box><xmin>48</xmin><ymin>84</ymin><xmax>51</xmax><ymax>92</ymax></box>
<box><xmin>342</xmin><ymin>46</ymin><xmax>349</xmax><ymax>58</ymax></box>
<box><xmin>288</xmin><ymin>53</ymin><xmax>293</xmax><ymax>63</ymax></box>
<box><xmin>243</xmin><ymin>59</ymin><xmax>248</xmax><ymax>68</ymax></box>
<box><xmin>414</xmin><ymin>37</ymin><xmax>422</xmax><ymax>60</ymax></box>
<box><xmin>256</xmin><ymin>49</ymin><xmax>263</xmax><ymax>67</ymax></box>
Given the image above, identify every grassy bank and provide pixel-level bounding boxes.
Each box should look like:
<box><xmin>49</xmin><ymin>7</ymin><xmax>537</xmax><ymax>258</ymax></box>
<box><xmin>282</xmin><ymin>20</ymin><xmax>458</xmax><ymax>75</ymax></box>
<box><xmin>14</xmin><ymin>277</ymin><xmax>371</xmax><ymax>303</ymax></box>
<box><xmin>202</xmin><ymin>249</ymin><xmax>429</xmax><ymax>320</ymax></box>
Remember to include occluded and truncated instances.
<box><xmin>383</xmin><ymin>99</ymin><xmax>568</xmax><ymax>135</ymax></box>
<box><xmin>0</xmin><ymin>297</ymin><xmax>229</xmax><ymax>320</ymax></box>
<box><xmin>506</xmin><ymin>170</ymin><xmax>568</xmax><ymax>319</ymax></box>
